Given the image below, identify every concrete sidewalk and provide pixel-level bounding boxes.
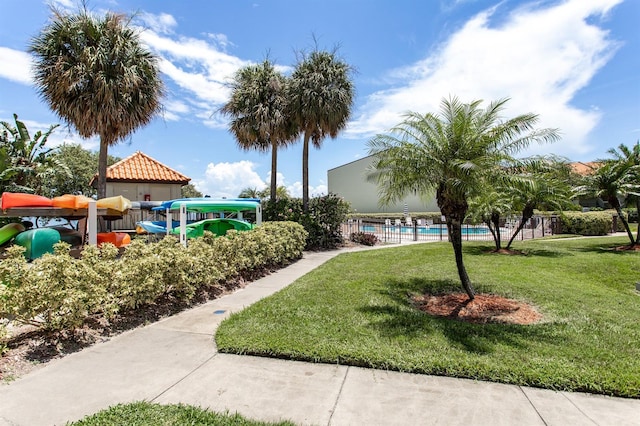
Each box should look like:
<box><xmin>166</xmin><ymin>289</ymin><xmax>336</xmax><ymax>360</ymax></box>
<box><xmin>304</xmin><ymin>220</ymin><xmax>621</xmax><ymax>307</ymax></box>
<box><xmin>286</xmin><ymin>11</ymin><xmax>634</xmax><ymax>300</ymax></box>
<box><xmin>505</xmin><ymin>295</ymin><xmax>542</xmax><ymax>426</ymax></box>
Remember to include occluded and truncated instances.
<box><xmin>1</xmin><ymin>248</ymin><xmax>639</xmax><ymax>426</ymax></box>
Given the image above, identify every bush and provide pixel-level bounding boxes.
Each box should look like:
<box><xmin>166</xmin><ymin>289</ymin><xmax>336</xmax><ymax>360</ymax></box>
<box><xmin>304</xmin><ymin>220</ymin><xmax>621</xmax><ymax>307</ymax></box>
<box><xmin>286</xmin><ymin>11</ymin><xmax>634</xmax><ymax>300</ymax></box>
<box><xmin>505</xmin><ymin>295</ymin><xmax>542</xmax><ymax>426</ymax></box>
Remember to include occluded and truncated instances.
<box><xmin>264</xmin><ymin>194</ymin><xmax>350</xmax><ymax>250</ymax></box>
<box><xmin>560</xmin><ymin>212</ymin><xmax>613</xmax><ymax>236</ymax></box>
<box><xmin>0</xmin><ymin>221</ymin><xmax>307</xmax><ymax>332</ymax></box>
<box><xmin>349</xmin><ymin>232</ymin><xmax>379</xmax><ymax>246</ymax></box>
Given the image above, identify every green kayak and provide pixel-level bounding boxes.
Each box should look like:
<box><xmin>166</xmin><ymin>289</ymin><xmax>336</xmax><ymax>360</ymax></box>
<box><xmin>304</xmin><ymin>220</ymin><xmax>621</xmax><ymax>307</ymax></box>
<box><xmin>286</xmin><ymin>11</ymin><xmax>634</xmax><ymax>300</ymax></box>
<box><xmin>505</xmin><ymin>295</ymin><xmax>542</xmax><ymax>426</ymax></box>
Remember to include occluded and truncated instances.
<box><xmin>171</xmin><ymin>218</ymin><xmax>254</xmax><ymax>239</ymax></box>
<box><xmin>14</xmin><ymin>228</ymin><xmax>61</xmax><ymax>260</ymax></box>
<box><xmin>0</xmin><ymin>222</ymin><xmax>26</xmax><ymax>246</ymax></box>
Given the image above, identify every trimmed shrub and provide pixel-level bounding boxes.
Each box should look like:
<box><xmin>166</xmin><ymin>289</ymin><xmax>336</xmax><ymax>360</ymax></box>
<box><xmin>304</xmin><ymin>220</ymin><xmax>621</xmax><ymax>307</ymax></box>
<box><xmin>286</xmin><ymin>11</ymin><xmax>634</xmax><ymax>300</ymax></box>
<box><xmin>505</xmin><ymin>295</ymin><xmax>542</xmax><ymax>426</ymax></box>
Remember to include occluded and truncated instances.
<box><xmin>264</xmin><ymin>194</ymin><xmax>350</xmax><ymax>250</ymax></box>
<box><xmin>349</xmin><ymin>232</ymin><xmax>379</xmax><ymax>246</ymax></box>
<box><xmin>0</xmin><ymin>221</ymin><xmax>307</xmax><ymax>332</ymax></box>
<box><xmin>560</xmin><ymin>212</ymin><xmax>612</xmax><ymax>236</ymax></box>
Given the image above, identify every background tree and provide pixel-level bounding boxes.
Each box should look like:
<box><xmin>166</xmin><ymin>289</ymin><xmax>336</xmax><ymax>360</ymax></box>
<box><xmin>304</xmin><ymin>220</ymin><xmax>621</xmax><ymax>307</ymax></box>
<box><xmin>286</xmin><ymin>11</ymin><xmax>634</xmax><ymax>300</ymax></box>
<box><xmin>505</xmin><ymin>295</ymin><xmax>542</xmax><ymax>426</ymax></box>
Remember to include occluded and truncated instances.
<box><xmin>504</xmin><ymin>157</ymin><xmax>572</xmax><ymax>250</ymax></box>
<box><xmin>368</xmin><ymin>97</ymin><xmax>559</xmax><ymax>299</ymax></box>
<box><xmin>467</xmin><ymin>188</ymin><xmax>513</xmax><ymax>251</ymax></box>
<box><xmin>0</xmin><ymin>114</ymin><xmax>70</xmax><ymax>195</ymax></box>
<box><xmin>607</xmin><ymin>141</ymin><xmax>640</xmax><ymax>244</ymax></box>
<box><xmin>577</xmin><ymin>156</ymin><xmax>637</xmax><ymax>246</ymax></box>
<box><xmin>30</xmin><ymin>6</ymin><xmax>164</xmax><ymax>199</ymax></box>
<box><xmin>289</xmin><ymin>48</ymin><xmax>354</xmax><ymax>212</ymax></box>
<box><xmin>50</xmin><ymin>143</ymin><xmax>120</xmax><ymax>197</ymax></box>
<box><xmin>181</xmin><ymin>183</ymin><xmax>203</xmax><ymax>198</ymax></box>
<box><xmin>221</xmin><ymin>60</ymin><xmax>297</xmax><ymax>204</ymax></box>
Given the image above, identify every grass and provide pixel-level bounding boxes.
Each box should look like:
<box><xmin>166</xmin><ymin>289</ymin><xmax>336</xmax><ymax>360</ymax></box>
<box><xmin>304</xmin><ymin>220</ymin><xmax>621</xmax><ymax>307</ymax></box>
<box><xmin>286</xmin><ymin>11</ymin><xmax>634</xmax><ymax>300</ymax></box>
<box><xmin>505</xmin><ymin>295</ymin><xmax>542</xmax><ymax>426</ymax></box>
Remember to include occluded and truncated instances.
<box><xmin>69</xmin><ymin>402</ymin><xmax>295</xmax><ymax>425</ymax></box>
<box><xmin>216</xmin><ymin>236</ymin><xmax>640</xmax><ymax>398</ymax></box>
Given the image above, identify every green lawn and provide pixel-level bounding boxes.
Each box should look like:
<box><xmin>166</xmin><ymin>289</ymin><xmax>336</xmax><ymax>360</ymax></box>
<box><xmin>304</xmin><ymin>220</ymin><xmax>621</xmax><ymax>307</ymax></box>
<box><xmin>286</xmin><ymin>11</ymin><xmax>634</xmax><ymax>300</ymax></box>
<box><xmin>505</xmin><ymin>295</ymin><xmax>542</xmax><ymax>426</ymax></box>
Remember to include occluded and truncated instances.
<box><xmin>216</xmin><ymin>236</ymin><xmax>640</xmax><ymax>398</ymax></box>
<box><xmin>71</xmin><ymin>402</ymin><xmax>294</xmax><ymax>425</ymax></box>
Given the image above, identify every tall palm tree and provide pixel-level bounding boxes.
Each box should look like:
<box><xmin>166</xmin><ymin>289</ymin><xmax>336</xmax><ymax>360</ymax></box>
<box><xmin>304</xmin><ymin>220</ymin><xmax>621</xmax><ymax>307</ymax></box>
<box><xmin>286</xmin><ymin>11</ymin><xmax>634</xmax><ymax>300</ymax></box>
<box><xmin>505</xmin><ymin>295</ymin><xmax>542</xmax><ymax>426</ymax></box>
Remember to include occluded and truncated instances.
<box><xmin>30</xmin><ymin>7</ymin><xmax>164</xmax><ymax>199</ymax></box>
<box><xmin>221</xmin><ymin>60</ymin><xmax>297</xmax><ymax>203</ymax></box>
<box><xmin>368</xmin><ymin>97</ymin><xmax>559</xmax><ymax>299</ymax></box>
<box><xmin>289</xmin><ymin>49</ymin><xmax>354</xmax><ymax>212</ymax></box>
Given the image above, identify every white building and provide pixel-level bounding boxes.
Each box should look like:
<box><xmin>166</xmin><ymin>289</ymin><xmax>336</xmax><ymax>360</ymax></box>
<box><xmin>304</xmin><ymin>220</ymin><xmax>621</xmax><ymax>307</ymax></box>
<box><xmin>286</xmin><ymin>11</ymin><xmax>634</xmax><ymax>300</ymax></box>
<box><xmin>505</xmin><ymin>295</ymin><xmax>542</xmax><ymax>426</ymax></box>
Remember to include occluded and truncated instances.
<box><xmin>327</xmin><ymin>155</ymin><xmax>439</xmax><ymax>214</ymax></box>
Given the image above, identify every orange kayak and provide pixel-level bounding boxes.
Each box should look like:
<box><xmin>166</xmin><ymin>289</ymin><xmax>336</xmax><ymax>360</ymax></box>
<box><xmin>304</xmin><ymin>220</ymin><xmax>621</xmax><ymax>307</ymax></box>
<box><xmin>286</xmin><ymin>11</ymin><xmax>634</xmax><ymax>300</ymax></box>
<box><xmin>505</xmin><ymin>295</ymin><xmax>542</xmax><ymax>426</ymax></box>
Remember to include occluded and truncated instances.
<box><xmin>1</xmin><ymin>192</ymin><xmax>54</xmax><ymax>209</ymax></box>
<box><xmin>97</xmin><ymin>232</ymin><xmax>131</xmax><ymax>248</ymax></box>
<box><xmin>52</xmin><ymin>194</ymin><xmax>94</xmax><ymax>209</ymax></box>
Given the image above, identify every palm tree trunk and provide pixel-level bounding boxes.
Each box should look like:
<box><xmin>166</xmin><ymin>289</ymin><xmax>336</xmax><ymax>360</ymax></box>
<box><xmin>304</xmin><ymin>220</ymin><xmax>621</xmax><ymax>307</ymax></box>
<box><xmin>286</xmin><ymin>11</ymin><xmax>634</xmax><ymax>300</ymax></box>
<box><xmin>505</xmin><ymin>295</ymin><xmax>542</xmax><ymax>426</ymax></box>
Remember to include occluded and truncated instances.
<box><xmin>610</xmin><ymin>199</ymin><xmax>635</xmax><ymax>245</ymax></box>
<box><xmin>302</xmin><ymin>132</ymin><xmax>310</xmax><ymax>213</ymax></box>
<box><xmin>448</xmin><ymin>216</ymin><xmax>475</xmax><ymax>300</ymax></box>
<box><xmin>491</xmin><ymin>212</ymin><xmax>501</xmax><ymax>250</ymax></box>
<box><xmin>506</xmin><ymin>204</ymin><xmax>534</xmax><ymax>250</ymax></box>
<box><xmin>270</xmin><ymin>139</ymin><xmax>278</xmax><ymax>202</ymax></box>
<box><xmin>97</xmin><ymin>137</ymin><xmax>109</xmax><ymax>200</ymax></box>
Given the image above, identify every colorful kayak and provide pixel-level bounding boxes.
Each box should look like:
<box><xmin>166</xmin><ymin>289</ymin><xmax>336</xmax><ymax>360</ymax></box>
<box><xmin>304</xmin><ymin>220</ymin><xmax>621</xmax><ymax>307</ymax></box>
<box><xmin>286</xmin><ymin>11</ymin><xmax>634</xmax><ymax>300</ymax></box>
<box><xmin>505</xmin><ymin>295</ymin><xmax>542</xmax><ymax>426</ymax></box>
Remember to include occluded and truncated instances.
<box><xmin>166</xmin><ymin>199</ymin><xmax>260</xmax><ymax>214</ymax></box>
<box><xmin>96</xmin><ymin>196</ymin><xmax>132</xmax><ymax>213</ymax></box>
<box><xmin>97</xmin><ymin>232</ymin><xmax>131</xmax><ymax>248</ymax></box>
<box><xmin>136</xmin><ymin>220</ymin><xmax>181</xmax><ymax>234</ymax></box>
<box><xmin>152</xmin><ymin>198</ymin><xmax>260</xmax><ymax>212</ymax></box>
<box><xmin>0</xmin><ymin>222</ymin><xmax>26</xmax><ymax>245</ymax></box>
<box><xmin>1</xmin><ymin>192</ymin><xmax>54</xmax><ymax>209</ymax></box>
<box><xmin>13</xmin><ymin>228</ymin><xmax>61</xmax><ymax>260</ymax></box>
<box><xmin>50</xmin><ymin>226</ymin><xmax>83</xmax><ymax>247</ymax></box>
<box><xmin>52</xmin><ymin>194</ymin><xmax>94</xmax><ymax>209</ymax></box>
<box><xmin>171</xmin><ymin>218</ymin><xmax>254</xmax><ymax>238</ymax></box>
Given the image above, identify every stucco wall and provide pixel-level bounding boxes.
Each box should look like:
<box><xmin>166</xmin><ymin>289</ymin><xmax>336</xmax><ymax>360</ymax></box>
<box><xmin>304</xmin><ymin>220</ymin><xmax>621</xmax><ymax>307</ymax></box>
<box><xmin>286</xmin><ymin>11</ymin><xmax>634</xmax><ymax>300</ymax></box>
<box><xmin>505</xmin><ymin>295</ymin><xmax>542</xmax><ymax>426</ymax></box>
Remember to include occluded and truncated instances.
<box><xmin>328</xmin><ymin>155</ymin><xmax>439</xmax><ymax>214</ymax></box>
<box><xmin>107</xmin><ymin>182</ymin><xmax>183</xmax><ymax>201</ymax></box>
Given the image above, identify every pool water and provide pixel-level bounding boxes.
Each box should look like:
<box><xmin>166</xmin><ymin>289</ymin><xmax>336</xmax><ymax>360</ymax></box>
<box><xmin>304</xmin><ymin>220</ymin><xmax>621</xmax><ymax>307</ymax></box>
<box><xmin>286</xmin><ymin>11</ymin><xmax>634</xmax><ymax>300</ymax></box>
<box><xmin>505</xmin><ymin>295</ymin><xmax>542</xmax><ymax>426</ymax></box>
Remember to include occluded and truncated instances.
<box><xmin>360</xmin><ymin>225</ymin><xmax>489</xmax><ymax>235</ymax></box>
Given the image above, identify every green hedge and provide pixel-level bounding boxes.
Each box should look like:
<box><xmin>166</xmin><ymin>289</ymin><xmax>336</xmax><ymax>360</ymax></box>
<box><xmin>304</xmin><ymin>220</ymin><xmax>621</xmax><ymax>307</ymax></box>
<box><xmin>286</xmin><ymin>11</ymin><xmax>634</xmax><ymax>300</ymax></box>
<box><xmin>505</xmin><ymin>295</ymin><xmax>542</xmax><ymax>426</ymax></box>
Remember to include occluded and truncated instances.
<box><xmin>560</xmin><ymin>211</ymin><xmax>614</xmax><ymax>236</ymax></box>
<box><xmin>0</xmin><ymin>221</ymin><xmax>307</xmax><ymax>332</ymax></box>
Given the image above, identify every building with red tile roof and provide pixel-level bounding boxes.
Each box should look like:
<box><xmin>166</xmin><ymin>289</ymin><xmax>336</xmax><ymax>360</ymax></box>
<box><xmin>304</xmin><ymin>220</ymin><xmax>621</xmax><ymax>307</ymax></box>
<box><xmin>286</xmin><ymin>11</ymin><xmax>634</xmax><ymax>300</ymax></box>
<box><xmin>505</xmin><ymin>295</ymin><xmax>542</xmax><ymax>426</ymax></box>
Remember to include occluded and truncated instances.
<box><xmin>91</xmin><ymin>151</ymin><xmax>191</xmax><ymax>202</ymax></box>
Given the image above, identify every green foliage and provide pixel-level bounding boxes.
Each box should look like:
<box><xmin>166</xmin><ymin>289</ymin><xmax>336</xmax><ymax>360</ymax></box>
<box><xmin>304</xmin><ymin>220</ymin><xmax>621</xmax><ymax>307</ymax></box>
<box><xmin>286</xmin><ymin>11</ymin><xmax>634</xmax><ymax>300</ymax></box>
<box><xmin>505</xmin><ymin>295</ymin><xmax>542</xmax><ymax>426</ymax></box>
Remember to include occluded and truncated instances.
<box><xmin>181</xmin><ymin>183</ymin><xmax>203</xmax><ymax>198</ymax></box>
<box><xmin>264</xmin><ymin>194</ymin><xmax>350</xmax><ymax>250</ymax></box>
<box><xmin>0</xmin><ymin>114</ymin><xmax>70</xmax><ymax>195</ymax></box>
<box><xmin>70</xmin><ymin>401</ymin><xmax>295</xmax><ymax>426</ymax></box>
<box><xmin>49</xmin><ymin>143</ymin><xmax>120</xmax><ymax>197</ymax></box>
<box><xmin>349</xmin><ymin>232</ymin><xmax>378</xmax><ymax>246</ymax></box>
<box><xmin>0</xmin><ymin>222</ymin><xmax>306</xmax><ymax>332</ymax></box>
<box><xmin>559</xmin><ymin>211</ymin><xmax>613</xmax><ymax>236</ymax></box>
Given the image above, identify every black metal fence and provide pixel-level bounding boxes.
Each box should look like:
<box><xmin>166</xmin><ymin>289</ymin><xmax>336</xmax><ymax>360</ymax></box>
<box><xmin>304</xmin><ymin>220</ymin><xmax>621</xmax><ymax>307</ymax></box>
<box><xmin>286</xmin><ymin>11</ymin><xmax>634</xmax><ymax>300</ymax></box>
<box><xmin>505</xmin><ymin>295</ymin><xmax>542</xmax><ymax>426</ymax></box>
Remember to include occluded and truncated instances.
<box><xmin>342</xmin><ymin>216</ymin><xmax>562</xmax><ymax>244</ymax></box>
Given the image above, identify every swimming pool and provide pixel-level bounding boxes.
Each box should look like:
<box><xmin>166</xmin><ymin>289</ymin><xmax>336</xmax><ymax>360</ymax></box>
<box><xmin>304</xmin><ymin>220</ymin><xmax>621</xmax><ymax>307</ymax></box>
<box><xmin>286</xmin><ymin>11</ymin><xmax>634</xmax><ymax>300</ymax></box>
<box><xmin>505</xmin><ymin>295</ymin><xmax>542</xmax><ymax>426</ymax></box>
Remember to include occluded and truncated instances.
<box><xmin>360</xmin><ymin>224</ymin><xmax>490</xmax><ymax>235</ymax></box>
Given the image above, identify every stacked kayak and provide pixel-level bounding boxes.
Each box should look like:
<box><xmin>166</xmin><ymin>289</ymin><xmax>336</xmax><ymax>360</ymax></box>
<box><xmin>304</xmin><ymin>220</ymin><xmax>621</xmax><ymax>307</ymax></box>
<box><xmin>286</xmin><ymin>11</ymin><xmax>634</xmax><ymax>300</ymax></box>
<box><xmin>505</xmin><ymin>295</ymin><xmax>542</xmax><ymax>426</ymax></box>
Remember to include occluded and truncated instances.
<box><xmin>171</xmin><ymin>218</ymin><xmax>254</xmax><ymax>239</ymax></box>
<box><xmin>1</xmin><ymin>192</ymin><xmax>131</xmax><ymax>213</ymax></box>
<box><xmin>14</xmin><ymin>228</ymin><xmax>61</xmax><ymax>260</ymax></box>
<box><xmin>0</xmin><ymin>222</ymin><xmax>26</xmax><ymax>245</ymax></box>
<box><xmin>97</xmin><ymin>232</ymin><xmax>131</xmax><ymax>248</ymax></box>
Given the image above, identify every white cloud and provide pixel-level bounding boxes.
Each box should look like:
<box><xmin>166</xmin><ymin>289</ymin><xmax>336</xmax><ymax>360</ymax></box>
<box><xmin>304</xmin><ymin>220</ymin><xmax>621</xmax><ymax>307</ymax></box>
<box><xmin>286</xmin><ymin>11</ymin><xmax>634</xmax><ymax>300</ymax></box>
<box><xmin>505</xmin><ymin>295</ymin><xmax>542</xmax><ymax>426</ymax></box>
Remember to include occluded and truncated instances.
<box><xmin>0</xmin><ymin>47</ymin><xmax>32</xmax><ymax>85</ymax></box>
<box><xmin>347</xmin><ymin>0</ymin><xmax>622</xmax><ymax>159</ymax></box>
<box><xmin>195</xmin><ymin>161</ymin><xmax>266</xmax><ymax>198</ymax></box>
<box><xmin>138</xmin><ymin>12</ymin><xmax>177</xmax><ymax>35</ymax></box>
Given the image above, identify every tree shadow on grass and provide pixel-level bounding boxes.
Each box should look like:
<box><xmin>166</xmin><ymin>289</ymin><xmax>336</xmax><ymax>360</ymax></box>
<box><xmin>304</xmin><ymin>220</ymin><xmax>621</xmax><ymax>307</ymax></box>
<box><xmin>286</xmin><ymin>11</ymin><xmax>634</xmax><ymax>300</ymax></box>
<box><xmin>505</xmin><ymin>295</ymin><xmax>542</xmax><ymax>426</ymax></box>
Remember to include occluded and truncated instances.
<box><xmin>360</xmin><ymin>277</ymin><xmax>562</xmax><ymax>355</ymax></box>
<box><xmin>462</xmin><ymin>245</ymin><xmax>569</xmax><ymax>258</ymax></box>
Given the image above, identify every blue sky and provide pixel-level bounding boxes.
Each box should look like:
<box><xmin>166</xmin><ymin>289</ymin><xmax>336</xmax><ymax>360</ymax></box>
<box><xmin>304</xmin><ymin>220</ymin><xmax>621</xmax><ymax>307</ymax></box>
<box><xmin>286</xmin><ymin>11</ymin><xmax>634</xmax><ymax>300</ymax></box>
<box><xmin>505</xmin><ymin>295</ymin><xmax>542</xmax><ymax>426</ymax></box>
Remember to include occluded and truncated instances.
<box><xmin>0</xmin><ymin>0</ymin><xmax>638</xmax><ymax>198</ymax></box>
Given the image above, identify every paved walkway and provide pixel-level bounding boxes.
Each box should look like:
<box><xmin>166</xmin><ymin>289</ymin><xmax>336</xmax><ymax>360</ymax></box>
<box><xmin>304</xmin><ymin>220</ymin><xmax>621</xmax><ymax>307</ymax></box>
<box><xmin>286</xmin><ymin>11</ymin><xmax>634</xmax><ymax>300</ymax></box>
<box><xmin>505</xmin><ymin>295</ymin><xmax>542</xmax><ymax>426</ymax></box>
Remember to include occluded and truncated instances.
<box><xmin>1</xmin><ymin>246</ymin><xmax>639</xmax><ymax>426</ymax></box>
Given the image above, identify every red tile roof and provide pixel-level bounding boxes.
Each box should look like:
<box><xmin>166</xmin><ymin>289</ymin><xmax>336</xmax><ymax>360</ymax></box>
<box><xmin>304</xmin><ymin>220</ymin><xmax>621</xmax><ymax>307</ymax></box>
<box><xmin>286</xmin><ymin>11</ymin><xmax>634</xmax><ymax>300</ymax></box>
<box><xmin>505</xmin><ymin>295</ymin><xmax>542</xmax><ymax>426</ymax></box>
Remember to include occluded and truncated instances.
<box><xmin>570</xmin><ymin>161</ymin><xmax>601</xmax><ymax>176</ymax></box>
<box><xmin>93</xmin><ymin>151</ymin><xmax>190</xmax><ymax>184</ymax></box>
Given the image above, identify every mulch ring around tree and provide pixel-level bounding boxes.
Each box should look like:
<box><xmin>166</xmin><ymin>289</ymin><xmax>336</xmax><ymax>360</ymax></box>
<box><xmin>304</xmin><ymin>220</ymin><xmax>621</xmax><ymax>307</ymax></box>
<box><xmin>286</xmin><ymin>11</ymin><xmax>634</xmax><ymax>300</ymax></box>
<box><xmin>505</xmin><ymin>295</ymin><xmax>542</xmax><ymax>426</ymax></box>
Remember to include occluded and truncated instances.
<box><xmin>412</xmin><ymin>292</ymin><xmax>543</xmax><ymax>325</ymax></box>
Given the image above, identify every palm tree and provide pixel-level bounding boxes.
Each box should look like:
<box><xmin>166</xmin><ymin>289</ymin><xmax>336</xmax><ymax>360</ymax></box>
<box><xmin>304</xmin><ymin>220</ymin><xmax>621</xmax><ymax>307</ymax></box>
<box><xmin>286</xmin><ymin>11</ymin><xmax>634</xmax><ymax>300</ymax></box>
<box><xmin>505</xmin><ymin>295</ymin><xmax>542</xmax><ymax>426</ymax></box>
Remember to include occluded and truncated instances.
<box><xmin>468</xmin><ymin>188</ymin><xmax>513</xmax><ymax>251</ymax></box>
<box><xmin>368</xmin><ymin>97</ymin><xmax>559</xmax><ymax>299</ymax></box>
<box><xmin>289</xmin><ymin>49</ymin><xmax>354</xmax><ymax>212</ymax></box>
<box><xmin>578</xmin><ymin>160</ymin><xmax>637</xmax><ymax>245</ymax></box>
<box><xmin>30</xmin><ymin>7</ymin><xmax>164</xmax><ymax>199</ymax></box>
<box><xmin>607</xmin><ymin>141</ymin><xmax>640</xmax><ymax>244</ymax></box>
<box><xmin>221</xmin><ymin>60</ymin><xmax>297</xmax><ymax>204</ymax></box>
<box><xmin>504</xmin><ymin>157</ymin><xmax>572</xmax><ymax>250</ymax></box>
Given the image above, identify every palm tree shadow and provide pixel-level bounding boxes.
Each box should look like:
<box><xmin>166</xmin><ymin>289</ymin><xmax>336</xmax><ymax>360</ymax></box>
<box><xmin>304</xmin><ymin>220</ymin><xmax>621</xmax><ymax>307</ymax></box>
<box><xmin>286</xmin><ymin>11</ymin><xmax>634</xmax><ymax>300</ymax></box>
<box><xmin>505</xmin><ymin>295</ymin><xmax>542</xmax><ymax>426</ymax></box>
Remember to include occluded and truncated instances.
<box><xmin>462</xmin><ymin>245</ymin><xmax>569</xmax><ymax>258</ymax></box>
<box><xmin>360</xmin><ymin>277</ymin><xmax>559</xmax><ymax>355</ymax></box>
